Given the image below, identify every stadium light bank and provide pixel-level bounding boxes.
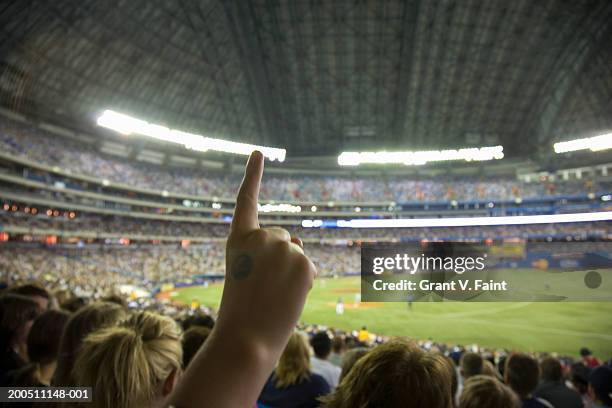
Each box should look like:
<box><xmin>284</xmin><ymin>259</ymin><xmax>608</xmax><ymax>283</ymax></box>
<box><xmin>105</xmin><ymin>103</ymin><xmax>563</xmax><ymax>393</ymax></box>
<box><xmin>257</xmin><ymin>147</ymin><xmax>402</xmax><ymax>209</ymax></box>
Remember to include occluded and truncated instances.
<box><xmin>553</xmin><ymin>132</ymin><xmax>612</xmax><ymax>154</ymax></box>
<box><xmin>302</xmin><ymin>211</ymin><xmax>612</xmax><ymax>228</ymax></box>
<box><xmin>337</xmin><ymin>146</ymin><xmax>504</xmax><ymax>166</ymax></box>
<box><xmin>97</xmin><ymin>109</ymin><xmax>286</xmax><ymax>162</ymax></box>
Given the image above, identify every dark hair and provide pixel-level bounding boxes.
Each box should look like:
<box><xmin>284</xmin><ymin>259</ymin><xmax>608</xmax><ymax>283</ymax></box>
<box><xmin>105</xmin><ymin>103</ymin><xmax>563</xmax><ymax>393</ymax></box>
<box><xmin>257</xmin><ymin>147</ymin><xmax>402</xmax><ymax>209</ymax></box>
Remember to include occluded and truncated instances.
<box><xmin>0</xmin><ymin>294</ymin><xmax>39</xmax><ymax>352</ymax></box>
<box><xmin>505</xmin><ymin>353</ymin><xmax>540</xmax><ymax>398</ymax></box>
<box><xmin>579</xmin><ymin>347</ymin><xmax>591</xmax><ymax>357</ymax></box>
<box><xmin>8</xmin><ymin>284</ymin><xmax>50</xmax><ymax>300</ymax></box>
<box><xmin>182</xmin><ymin>314</ymin><xmax>215</xmax><ymax>331</ymax></box>
<box><xmin>310</xmin><ymin>331</ymin><xmax>332</xmax><ymax>359</ymax></box>
<box><xmin>331</xmin><ymin>335</ymin><xmax>345</xmax><ymax>354</ymax></box>
<box><xmin>540</xmin><ymin>357</ymin><xmax>563</xmax><ymax>382</ymax></box>
<box><xmin>53</xmin><ymin>302</ymin><xmax>126</xmax><ymax>386</ymax></box>
<box><xmin>182</xmin><ymin>326</ymin><xmax>211</xmax><ymax>368</ymax></box>
<box><xmin>569</xmin><ymin>362</ymin><xmax>589</xmax><ymax>394</ymax></box>
<box><xmin>460</xmin><ymin>375</ymin><xmax>520</xmax><ymax>408</ymax></box>
<box><xmin>10</xmin><ymin>310</ymin><xmax>70</xmax><ymax>386</ymax></box>
<box><xmin>60</xmin><ymin>297</ymin><xmax>87</xmax><ymax>313</ymax></box>
<box><xmin>339</xmin><ymin>347</ymin><xmax>368</xmax><ymax>382</ymax></box>
<box><xmin>321</xmin><ymin>339</ymin><xmax>453</xmax><ymax>408</ymax></box>
<box><xmin>461</xmin><ymin>352</ymin><xmax>484</xmax><ymax>379</ymax></box>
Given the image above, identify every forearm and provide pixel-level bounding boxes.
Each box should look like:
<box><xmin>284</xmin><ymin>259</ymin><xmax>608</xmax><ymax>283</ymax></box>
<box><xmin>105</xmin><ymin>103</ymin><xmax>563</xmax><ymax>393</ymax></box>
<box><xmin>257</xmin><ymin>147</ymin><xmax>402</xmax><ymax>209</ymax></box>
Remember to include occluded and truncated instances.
<box><xmin>167</xmin><ymin>325</ymin><xmax>276</xmax><ymax>408</ymax></box>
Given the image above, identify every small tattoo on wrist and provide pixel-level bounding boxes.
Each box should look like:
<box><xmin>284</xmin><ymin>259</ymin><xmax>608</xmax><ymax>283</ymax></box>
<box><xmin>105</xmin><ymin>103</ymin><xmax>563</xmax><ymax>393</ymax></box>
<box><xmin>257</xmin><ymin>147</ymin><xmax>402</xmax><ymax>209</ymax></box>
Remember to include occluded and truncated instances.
<box><xmin>231</xmin><ymin>254</ymin><xmax>252</xmax><ymax>280</ymax></box>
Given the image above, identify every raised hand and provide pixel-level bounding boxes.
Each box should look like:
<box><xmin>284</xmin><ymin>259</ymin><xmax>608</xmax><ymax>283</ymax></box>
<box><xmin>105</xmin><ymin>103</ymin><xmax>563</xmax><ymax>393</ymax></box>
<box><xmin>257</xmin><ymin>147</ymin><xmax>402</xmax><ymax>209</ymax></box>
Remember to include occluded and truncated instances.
<box><xmin>167</xmin><ymin>151</ymin><xmax>317</xmax><ymax>408</ymax></box>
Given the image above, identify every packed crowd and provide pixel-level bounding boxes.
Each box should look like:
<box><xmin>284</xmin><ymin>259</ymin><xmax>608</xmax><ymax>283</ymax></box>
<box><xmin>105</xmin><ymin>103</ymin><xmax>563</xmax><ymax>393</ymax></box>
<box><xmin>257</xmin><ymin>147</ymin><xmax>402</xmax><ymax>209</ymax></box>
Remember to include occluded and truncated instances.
<box><xmin>0</xmin><ymin>244</ymin><xmax>360</xmax><ymax>293</ymax></box>
<box><xmin>2</xmin><ymin>213</ymin><xmax>610</xmax><ymax>241</ymax></box>
<box><xmin>0</xmin><ymin>282</ymin><xmax>610</xmax><ymax>408</ymax></box>
<box><xmin>0</xmin><ymin>151</ymin><xmax>611</xmax><ymax>408</ymax></box>
<box><xmin>2</xmin><ymin>120</ymin><xmax>609</xmax><ymax>203</ymax></box>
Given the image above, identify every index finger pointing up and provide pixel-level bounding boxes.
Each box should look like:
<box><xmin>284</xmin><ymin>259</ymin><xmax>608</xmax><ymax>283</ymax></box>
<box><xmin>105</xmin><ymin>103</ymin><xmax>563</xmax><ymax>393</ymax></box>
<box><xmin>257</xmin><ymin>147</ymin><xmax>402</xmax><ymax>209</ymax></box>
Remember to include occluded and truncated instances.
<box><xmin>231</xmin><ymin>150</ymin><xmax>264</xmax><ymax>235</ymax></box>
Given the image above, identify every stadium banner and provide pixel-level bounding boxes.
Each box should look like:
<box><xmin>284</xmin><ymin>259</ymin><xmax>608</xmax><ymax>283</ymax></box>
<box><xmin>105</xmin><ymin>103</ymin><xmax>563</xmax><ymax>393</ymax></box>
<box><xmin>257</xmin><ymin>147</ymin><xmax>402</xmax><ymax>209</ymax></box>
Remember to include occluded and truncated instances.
<box><xmin>360</xmin><ymin>241</ymin><xmax>612</xmax><ymax>302</ymax></box>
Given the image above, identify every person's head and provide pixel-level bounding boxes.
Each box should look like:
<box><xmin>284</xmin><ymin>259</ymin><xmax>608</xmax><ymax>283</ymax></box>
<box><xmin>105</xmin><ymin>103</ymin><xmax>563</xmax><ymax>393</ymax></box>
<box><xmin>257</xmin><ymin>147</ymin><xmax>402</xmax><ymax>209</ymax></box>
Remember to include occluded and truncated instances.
<box><xmin>460</xmin><ymin>352</ymin><xmax>484</xmax><ymax>380</ymax></box>
<box><xmin>540</xmin><ymin>357</ymin><xmax>563</xmax><ymax>383</ymax></box>
<box><xmin>0</xmin><ymin>294</ymin><xmax>39</xmax><ymax>353</ymax></box>
<box><xmin>100</xmin><ymin>294</ymin><xmax>128</xmax><ymax>308</ymax></box>
<box><xmin>504</xmin><ymin>353</ymin><xmax>539</xmax><ymax>399</ymax></box>
<box><xmin>8</xmin><ymin>284</ymin><xmax>50</xmax><ymax>312</ymax></box>
<box><xmin>482</xmin><ymin>359</ymin><xmax>501</xmax><ymax>380</ymax></box>
<box><xmin>74</xmin><ymin>311</ymin><xmax>182</xmax><ymax>408</ymax></box>
<box><xmin>588</xmin><ymin>365</ymin><xmax>612</xmax><ymax>406</ymax></box>
<box><xmin>12</xmin><ymin>309</ymin><xmax>70</xmax><ymax>386</ymax></box>
<box><xmin>460</xmin><ymin>375</ymin><xmax>520</xmax><ymax>408</ymax></box>
<box><xmin>54</xmin><ymin>302</ymin><xmax>126</xmax><ymax>386</ymax></box>
<box><xmin>60</xmin><ymin>296</ymin><xmax>87</xmax><ymax>313</ymax></box>
<box><xmin>580</xmin><ymin>347</ymin><xmax>592</xmax><ymax>358</ymax></box>
<box><xmin>275</xmin><ymin>332</ymin><xmax>311</xmax><ymax>389</ymax></box>
<box><xmin>331</xmin><ymin>335</ymin><xmax>345</xmax><ymax>355</ymax></box>
<box><xmin>181</xmin><ymin>313</ymin><xmax>215</xmax><ymax>331</ymax></box>
<box><xmin>310</xmin><ymin>331</ymin><xmax>332</xmax><ymax>360</ymax></box>
<box><xmin>321</xmin><ymin>339</ymin><xmax>453</xmax><ymax>408</ymax></box>
<box><xmin>182</xmin><ymin>326</ymin><xmax>211</xmax><ymax>368</ymax></box>
<box><xmin>339</xmin><ymin>347</ymin><xmax>368</xmax><ymax>382</ymax></box>
<box><xmin>569</xmin><ymin>362</ymin><xmax>590</xmax><ymax>395</ymax></box>
<box><xmin>28</xmin><ymin>309</ymin><xmax>70</xmax><ymax>368</ymax></box>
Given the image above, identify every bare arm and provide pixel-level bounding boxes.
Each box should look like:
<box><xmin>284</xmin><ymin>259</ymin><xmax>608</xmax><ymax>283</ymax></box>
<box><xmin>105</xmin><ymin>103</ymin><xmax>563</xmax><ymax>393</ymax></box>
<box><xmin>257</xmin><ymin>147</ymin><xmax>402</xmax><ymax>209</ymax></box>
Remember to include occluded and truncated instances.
<box><xmin>167</xmin><ymin>151</ymin><xmax>316</xmax><ymax>407</ymax></box>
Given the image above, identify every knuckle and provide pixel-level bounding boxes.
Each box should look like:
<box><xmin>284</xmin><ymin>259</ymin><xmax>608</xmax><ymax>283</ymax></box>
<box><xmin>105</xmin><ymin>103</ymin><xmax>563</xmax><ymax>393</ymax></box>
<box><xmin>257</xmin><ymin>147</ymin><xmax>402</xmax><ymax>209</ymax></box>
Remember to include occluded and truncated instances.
<box><xmin>251</xmin><ymin>229</ymin><xmax>269</xmax><ymax>242</ymax></box>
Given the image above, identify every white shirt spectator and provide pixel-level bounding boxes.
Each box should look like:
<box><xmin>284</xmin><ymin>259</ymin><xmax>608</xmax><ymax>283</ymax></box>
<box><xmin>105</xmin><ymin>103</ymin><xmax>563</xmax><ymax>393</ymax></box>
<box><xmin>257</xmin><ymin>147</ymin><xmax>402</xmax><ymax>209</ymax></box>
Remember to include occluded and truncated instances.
<box><xmin>310</xmin><ymin>356</ymin><xmax>341</xmax><ymax>389</ymax></box>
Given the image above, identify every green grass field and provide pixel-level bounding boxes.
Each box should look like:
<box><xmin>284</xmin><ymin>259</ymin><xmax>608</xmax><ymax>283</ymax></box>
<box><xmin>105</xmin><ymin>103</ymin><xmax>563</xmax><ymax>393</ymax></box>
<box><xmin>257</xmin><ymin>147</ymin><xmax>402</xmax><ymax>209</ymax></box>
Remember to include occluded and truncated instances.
<box><xmin>166</xmin><ymin>276</ymin><xmax>612</xmax><ymax>358</ymax></box>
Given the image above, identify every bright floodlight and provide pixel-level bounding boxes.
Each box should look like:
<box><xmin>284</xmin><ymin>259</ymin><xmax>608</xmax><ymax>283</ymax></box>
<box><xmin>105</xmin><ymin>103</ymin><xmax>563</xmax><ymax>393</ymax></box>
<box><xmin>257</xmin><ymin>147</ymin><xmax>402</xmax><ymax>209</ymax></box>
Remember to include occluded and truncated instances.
<box><xmin>337</xmin><ymin>146</ymin><xmax>504</xmax><ymax>166</ymax></box>
<box><xmin>553</xmin><ymin>133</ymin><xmax>612</xmax><ymax>154</ymax></box>
<box><xmin>97</xmin><ymin>110</ymin><xmax>286</xmax><ymax>162</ymax></box>
<box><xmin>301</xmin><ymin>211</ymin><xmax>612</xmax><ymax>228</ymax></box>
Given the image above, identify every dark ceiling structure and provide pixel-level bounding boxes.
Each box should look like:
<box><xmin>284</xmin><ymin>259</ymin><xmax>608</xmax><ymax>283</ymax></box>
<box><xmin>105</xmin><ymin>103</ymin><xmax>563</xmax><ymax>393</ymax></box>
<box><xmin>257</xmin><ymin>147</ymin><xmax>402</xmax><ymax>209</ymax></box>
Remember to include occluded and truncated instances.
<box><xmin>0</xmin><ymin>0</ymin><xmax>611</xmax><ymax>160</ymax></box>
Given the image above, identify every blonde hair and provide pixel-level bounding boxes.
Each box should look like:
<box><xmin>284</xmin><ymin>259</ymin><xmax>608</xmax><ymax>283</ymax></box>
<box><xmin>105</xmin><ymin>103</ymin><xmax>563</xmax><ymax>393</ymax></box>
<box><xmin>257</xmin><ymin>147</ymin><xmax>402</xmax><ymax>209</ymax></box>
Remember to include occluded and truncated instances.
<box><xmin>460</xmin><ymin>375</ymin><xmax>520</xmax><ymax>408</ymax></box>
<box><xmin>54</xmin><ymin>302</ymin><xmax>126</xmax><ymax>387</ymax></box>
<box><xmin>73</xmin><ymin>312</ymin><xmax>182</xmax><ymax>408</ymax></box>
<box><xmin>321</xmin><ymin>339</ymin><xmax>453</xmax><ymax>408</ymax></box>
<box><xmin>274</xmin><ymin>332</ymin><xmax>311</xmax><ymax>388</ymax></box>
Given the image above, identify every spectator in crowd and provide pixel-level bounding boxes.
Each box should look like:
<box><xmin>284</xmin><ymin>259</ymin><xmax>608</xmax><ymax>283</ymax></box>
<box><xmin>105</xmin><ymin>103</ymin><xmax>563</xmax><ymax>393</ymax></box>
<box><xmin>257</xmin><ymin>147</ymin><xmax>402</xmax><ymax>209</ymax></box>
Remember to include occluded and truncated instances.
<box><xmin>357</xmin><ymin>326</ymin><xmax>370</xmax><ymax>344</ymax></box>
<box><xmin>74</xmin><ymin>312</ymin><xmax>182</xmax><ymax>408</ymax></box>
<box><xmin>505</xmin><ymin>353</ymin><xmax>554</xmax><ymax>408</ymax></box>
<box><xmin>310</xmin><ymin>331</ymin><xmax>342</xmax><ymax>389</ymax></box>
<box><xmin>581</xmin><ymin>347</ymin><xmax>601</xmax><ymax>368</ymax></box>
<box><xmin>535</xmin><ymin>357</ymin><xmax>583</xmax><ymax>408</ymax></box>
<box><xmin>8</xmin><ymin>284</ymin><xmax>51</xmax><ymax>312</ymax></box>
<box><xmin>457</xmin><ymin>352</ymin><xmax>485</xmax><ymax>402</ymax></box>
<box><xmin>0</xmin><ymin>294</ymin><xmax>39</xmax><ymax>381</ymax></box>
<box><xmin>569</xmin><ymin>362</ymin><xmax>594</xmax><ymax>407</ymax></box>
<box><xmin>6</xmin><ymin>309</ymin><xmax>70</xmax><ymax>387</ymax></box>
<box><xmin>258</xmin><ymin>332</ymin><xmax>330</xmax><ymax>408</ymax></box>
<box><xmin>329</xmin><ymin>335</ymin><xmax>345</xmax><ymax>367</ymax></box>
<box><xmin>181</xmin><ymin>313</ymin><xmax>215</xmax><ymax>331</ymax></box>
<box><xmin>459</xmin><ymin>375</ymin><xmax>520</xmax><ymax>408</ymax></box>
<box><xmin>482</xmin><ymin>359</ymin><xmax>502</xmax><ymax>380</ymax></box>
<box><xmin>588</xmin><ymin>365</ymin><xmax>612</xmax><ymax>407</ymax></box>
<box><xmin>53</xmin><ymin>302</ymin><xmax>126</xmax><ymax>386</ymax></box>
<box><xmin>181</xmin><ymin>326</ymin><xmax>211</xmax><ymax>368</ymax></box>
<box><xmin>321</xmin><ymin>339</ymin><xmax>453</xmax><ymax>407</ymax></box>
<box><xmin>461</xmin><ymin>352</ymin><xmax>484</xmax><ymax>380</ymax></box>
<box><xmin>338</xmin><ymin>347</ymin><xmax>369</xmax><ymax>383</ymax></box>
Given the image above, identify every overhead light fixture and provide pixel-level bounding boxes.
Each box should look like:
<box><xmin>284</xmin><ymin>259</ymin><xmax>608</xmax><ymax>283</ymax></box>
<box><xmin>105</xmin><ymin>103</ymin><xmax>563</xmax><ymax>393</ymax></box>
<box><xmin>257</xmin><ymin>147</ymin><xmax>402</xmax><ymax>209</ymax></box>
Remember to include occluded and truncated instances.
<box><xmin>337</xmin><ymin>146</ymin><xmax>504</xmax><ymax>166</ymax></box>
<box><xmin>258</xmin><ymin>203</ymin><xmax>302</xmax><ymax>213</ymax></box>
<box><xmin>553</xmin><ymin>133</ymin><xmax>612</xmax><ymax>154</ymax></box>
<box><xmin>301</xmin><ymin>211</ymin><xmax>612</xmax><ymax>228</ymax></box>
<box><xmin>97</xmin><ymin>109</ymin><xmax>286</xmax><ymax>162</ymax></box>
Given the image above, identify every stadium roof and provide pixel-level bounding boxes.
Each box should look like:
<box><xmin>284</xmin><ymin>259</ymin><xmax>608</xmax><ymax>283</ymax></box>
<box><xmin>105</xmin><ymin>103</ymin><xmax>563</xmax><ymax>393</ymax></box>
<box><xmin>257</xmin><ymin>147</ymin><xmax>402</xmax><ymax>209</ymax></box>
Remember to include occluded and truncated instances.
<box><xmin>0</xmin><ymin>0</ymin><xmax>611</xmax><ymax>160</ymax></box>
